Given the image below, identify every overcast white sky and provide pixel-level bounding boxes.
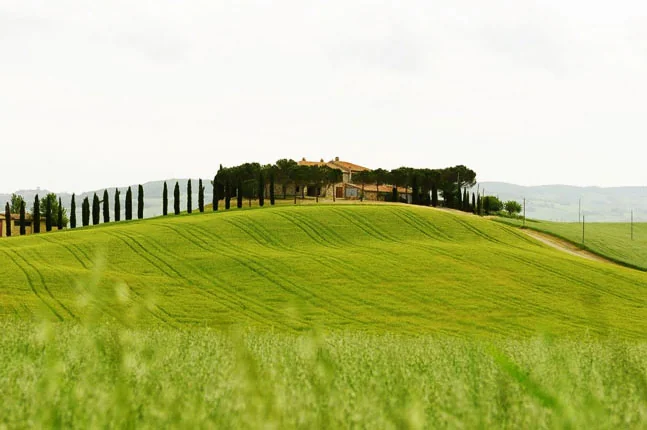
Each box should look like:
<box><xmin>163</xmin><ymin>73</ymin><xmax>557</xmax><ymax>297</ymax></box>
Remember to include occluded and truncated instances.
<box><xmin>2</xmin><ymin>1</ymin><xmax>647</xmax><ymax>193</ymax></box>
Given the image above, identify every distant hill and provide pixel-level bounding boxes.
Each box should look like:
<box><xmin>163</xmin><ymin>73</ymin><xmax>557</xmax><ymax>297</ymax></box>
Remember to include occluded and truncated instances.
<box><xmin>476</xmin><ymin>182</ymin><xmax>647</xmax><ymax>222</ymax></box>
<box><xmin>0</xmin><ymin>179</ymin><xmax>211</xmax><ymax>222</ymax></box>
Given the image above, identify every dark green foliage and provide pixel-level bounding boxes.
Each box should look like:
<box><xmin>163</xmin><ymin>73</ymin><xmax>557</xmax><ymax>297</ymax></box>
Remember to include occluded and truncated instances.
<box><xmin>82</xmin><ymin>197</ymin><xmax>90</xmax><ymax>227</ymax></box>
<box><xmin>236</xmin><ymin>178</ymin><xmax>243</xmax><ymax>209</ymax></box>
<box><xmin>39</xmin><ymin>194</ymin><xmax>68</xmax><ymax>228</ymax></box>
<box><xmin>269</xmin><ymin>171</ymin><xmax>276</xmax><ymax>205</ymax></box>
<box><xmin>431</xmin><ymin>184</ymin><xmax>438</xmax><ymax>207</ymax></box>
<box><xmin>4</xmin><ymin>203</ymin><xmax>10</xmax><ymax>237</ymax></box>
<box><xmin>125</xmin><ymin>187</ymin><xmax>133</xmax><ymax>221</ymax></box>
<box><xmin>174</xmin><ymin>182</ymin><xmax>180</xmax><ymax>215</ymax></box>
<box><xmin>483</xmin><ymin>196</ymin><xmax>503</xmax><ymax>214</ymax></box>
<box><xmin>477</xmin><ymin>195</ymin><xmax>483</xmax><ymax>216</ymax></box>
<box><xmin>33</xmin><ymin>195</ymin><xmax>41</xmax><ymax>233</ymax></box>
<box><xmin>187</xmin><ymin>180</ymin><xmax>192</xmax><ymax>214</ymax></box>
<box><xmin>392</xmin><ymin>186</ymin><xmax>398</xmax><ymax>202</ymax></box>
<box><xmin>411</xmin><ymin>174</ymin><xmax>420</xmax><ymax>205</ymax></box>
<box><xmin>275</xmin><ymin>158</ymin><xmax>298</xmax><ymax>199</ymax></box>
<box><xmin>57</xmin><ymin>198</ymin><xmax>63</xmax><ymax>230</ymax></box>
<box><xmin>45</xmin><ymin>196</ymin><xmax>52</xmax><ymax>232</ymax></box>
<box><xmin>258</xmin><ymin>171</ymin><xmax>265</xmax><ymax>207</ymax></box>
<box><xmin>198</xmin><ymin>179</ymin><xmax>205</xmax><ymax>213</ymax></box>
<box><xmin>92</xmin><ymin>193</ymin><xmax>100</xmax><ymax>226</ymax></box>
<box><xmin>212</xmin><ymin>174</ymin><xmax>219</xmax><ymax>211</ymax></box>
<box><xmin>225</xmin><ymin>176</ymin><xmax>231</xmax><ymax>210</ymax></box>
<box><xmin>103</xmin><ymin>190</ymin><xmax>110</xmax><ymax>224</ymax></box>
<box><xmin>70</xmin><ymin>194</ymin><xmax>76</xmax><ymax>229</ymax></box>
<box><xmin>463</xmin><ymin>189</ymin><xmax>470</xmax><ymax>212</ymax></box>
<box><xmin>472</xmin><ymin>193</ymin><xmax>477</xmax><ymax>214</ymax></box>
<box><xmin>114</xmin><ymin>189</ymin><xmax>121</xmax><ymax>222</ymax></box>
<box><xmin>138</xmin><ymin>185</ymin><xmax>144</xmax><ymax>219</ymax></box>
<box><xmin>162</xmin><ymin>182</ymin><xmax>168</xmax><ymax>216</ymax></box>
<box><xmin>19</xmin><ymin>201</ymin><xmax>26</xmax><ymax>235</ymax></box>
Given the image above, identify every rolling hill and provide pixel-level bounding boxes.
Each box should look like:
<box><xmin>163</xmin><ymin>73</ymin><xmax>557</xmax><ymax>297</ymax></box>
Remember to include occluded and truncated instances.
<box><xmin>1</xmin><ymin>204</ymin><xmax>645</xmax><ymax>338</ymax></box>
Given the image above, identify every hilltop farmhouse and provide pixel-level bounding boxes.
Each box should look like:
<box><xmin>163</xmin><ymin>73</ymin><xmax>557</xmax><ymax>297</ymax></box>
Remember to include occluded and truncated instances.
<box><xmin>286</xmin><ymin>157</ymin><xmax>410</xmax><ymax>202</ymax></box>
<box><xmin>0</xmin><ymin>213</ymin><xmax>46</xmax><ymax>237</ymax></box>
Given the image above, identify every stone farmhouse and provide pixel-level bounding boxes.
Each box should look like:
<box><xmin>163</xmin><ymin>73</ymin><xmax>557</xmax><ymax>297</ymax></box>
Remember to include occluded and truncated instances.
<box><xmin>0</xmin><ymin>213</ymin><xmax>46</xmax><ymax>237</ymax></box>
<box><xmin>283</xmin><ymin>157</ymin><xmax>410</xmax><ymax>201</ymax></box>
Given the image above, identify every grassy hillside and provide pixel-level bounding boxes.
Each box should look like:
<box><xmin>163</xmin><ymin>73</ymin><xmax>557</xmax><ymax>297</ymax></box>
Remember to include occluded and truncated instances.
<box><xmin>496</xmin><ymin>217</ymin><xmax>647</xmax><ymax>271</ymax></box>
<box><xmin>1</xmin><ymin>205</ymin><xmax>646</xmax><ymax>338</ymax></box>
<box><xmin>2</xmin><ymin>205</ymin><xmax>647</xmax><ymax>428</ymax></box>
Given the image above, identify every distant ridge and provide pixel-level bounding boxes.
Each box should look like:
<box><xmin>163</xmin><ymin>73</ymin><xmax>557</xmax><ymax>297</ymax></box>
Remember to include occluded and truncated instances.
<box><xmin>477</xmin><ymin>182</ymin><xmax>647</xmax><ymax>222</ymax></box>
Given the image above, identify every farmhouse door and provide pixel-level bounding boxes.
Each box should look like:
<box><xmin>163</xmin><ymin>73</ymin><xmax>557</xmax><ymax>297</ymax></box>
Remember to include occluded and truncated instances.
<box><xmin>336</xmin><ymin>187</ymin><xmax>344</xmax><ymax>198</ymax></box>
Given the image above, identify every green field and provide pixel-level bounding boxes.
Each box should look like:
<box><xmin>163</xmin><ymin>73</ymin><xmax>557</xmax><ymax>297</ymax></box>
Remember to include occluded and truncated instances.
<box><xmin>1</xmin><ymin>205</ymin><xmax>647</xmax><ymax>428</ymax></box>
<box><xmin>495</xmin><ymin>216</ymin><xmax>647</xmax><ymax>271</ymax></box>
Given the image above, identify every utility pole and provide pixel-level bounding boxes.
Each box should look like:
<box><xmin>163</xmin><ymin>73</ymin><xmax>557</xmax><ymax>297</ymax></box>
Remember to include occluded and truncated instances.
<box><xmin>523</xmin><ymin>198</ymin><xmax>526</xmax><ymax>228</ymax></box>
<box><xmin>578</xmin><ymin>198</ymin><xmax>581</xmax><ymax>224</ymax></box>
<box><xmin>582</xmin><ymin>215</ymin><xmax>585</xmax><ymax>246</ymax></box>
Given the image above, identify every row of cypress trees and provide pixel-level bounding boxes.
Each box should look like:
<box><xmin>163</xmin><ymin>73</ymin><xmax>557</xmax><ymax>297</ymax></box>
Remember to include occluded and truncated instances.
<box><xmin>69</xmin><ymin>185</ymin><xmax>145</xmax><ymax>229</ymax></box>
<box><xmin>162</xmin><ymin>179</ymin><xmax>207</xmax><ymax>216</ymax></box>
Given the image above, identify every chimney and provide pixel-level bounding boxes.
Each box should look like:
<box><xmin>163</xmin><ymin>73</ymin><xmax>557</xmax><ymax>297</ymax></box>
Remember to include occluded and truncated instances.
<box><xmin>302</xmin><ymin>157</ymin><xmax>306</xmax><ymax>161</ymax></box>
<box><xmin>335</xmin><ymin>156</ymin><xmax>340</xmax><ymax>161</ymax></box>
<box><xmin>320</xmin><ymin>158</ymin><xmax>324</xmax><ymax>162</ymax></box>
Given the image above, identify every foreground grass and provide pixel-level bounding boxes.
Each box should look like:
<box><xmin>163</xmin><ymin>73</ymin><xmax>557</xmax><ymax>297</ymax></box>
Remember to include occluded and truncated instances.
<box><xmin>496</xmin><ymin>217</ymin><xmax>647</xmax><ymax>270</ymax></box>
<box><xmin>1</xmin><ymin>320</ymin><xmax>646</xmax><ymax>429</ymax></box>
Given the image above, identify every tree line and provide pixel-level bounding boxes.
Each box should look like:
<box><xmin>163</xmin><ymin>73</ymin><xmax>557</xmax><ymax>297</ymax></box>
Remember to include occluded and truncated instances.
<box><xmin>4</xmin><ymin>158</ymin><xmax>522</xmax><ymax>237</ymax></box>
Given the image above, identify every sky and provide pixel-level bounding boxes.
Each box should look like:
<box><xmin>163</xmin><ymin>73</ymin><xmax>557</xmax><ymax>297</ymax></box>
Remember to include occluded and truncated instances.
<box><xmin>2</xmin><ymin>0</ymin><xmax>647</xmax><ymax>193</ymax></box>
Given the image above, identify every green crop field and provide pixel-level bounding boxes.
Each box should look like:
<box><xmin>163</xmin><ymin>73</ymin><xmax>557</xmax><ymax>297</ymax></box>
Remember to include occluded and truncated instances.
<box><xmin>496</xmin><ymin>216</ymin><xmax>647</xmax><ymax>271</ymax></box>
<box><xmin>1</xmin><ymin>205</ymin><xmax>646</xmax><ymax>428</ymax></box>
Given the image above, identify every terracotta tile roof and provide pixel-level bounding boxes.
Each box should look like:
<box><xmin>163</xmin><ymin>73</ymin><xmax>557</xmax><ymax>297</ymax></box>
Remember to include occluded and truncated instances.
<box><xmin>330</xmin><ymin>160</ymin><xmax>370</xmax><ymax>172</ymax></box>
<box><xmin>346</xmin><ymin>183</ymin><xmax>409</xmax><ymax>193</ymax></box>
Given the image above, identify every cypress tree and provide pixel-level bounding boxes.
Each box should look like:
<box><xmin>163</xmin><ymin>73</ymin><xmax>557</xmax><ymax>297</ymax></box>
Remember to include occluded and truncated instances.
<box><xmin>269</xmin><ymin>171</ymin><xmax>276</xmax><ymax>206</ymax></box>
<box><xmin>258</xmin><ymin>171</ymin><xmax>265</xmax><ymax>207</ymax></box>
<box><xmin>213</xmin><ymin>175</ymin><xmax>219</xmax><ymax>211</ymax></box>
<box><xmin>82</xmin><ymin>197</ymin><xmax>90</xmax><ymax>227</ymax></box>
<box><xmin>431</xmin><ymin>184</ymin><xmax>438</xmax><ymax>207</ymax></box>
<box><xmin>411</xmin><ymin>175</ymin><xmax>420</xmax><ymax>205</ymax></box>
<box><xmin>4</xmin><ymin>203</ymin><xmax>11</xmax><ymax>237</ymax></box>
<box><xmin>92</xmin><ymin>193</ymin><xmax>100</xmax><ymax>225</ymax></box>
<box><xmin>472</xmin><ymin>193</ymin><xmax>476</xmax><ymax>214</ymax></box>
<box><xmin>198</xmin><ymin>179</ymin><xmax>204</xmax><ymax>212</ymax></box>
<box><xmin>484</xmin><ymin>196</ymin><xmax>491</xmax><ymax>215</ymax></box>
<box><xmin>174</xmin><ymin>182</ymin><xmax>180</xmax><ymax>215</ymax></box>
<box><xmin>114</xmin><ymin>189</ymin><xmax>121</xmax><ymax>222</ymax></box>
<box><xmin>225</xmin><ymin>179</ymin><xmax>231</xmax><ymax>210</ymax></box>
<box><xmin>236</xmin><ymin>178</ymin><xmax>243</xmax><ymax>209</ymax></box>
<box><xmin>57</xmin><ymin>198</ymin><xmax>63</xmax><ymax>230</ymax></box>
<box><xmin>70</xmin><ymin>194</ymin><xmax>76</xmax><ymax>229</ymax></box>
<box><xmin>477</xmin><ymin>195</ymin><xmax>482</xmax><ymax>215</ymax></box>
<box><xmin>33</xmin><ymin>195</ymin><xmax>41</xmax><ymax>233</ymax></box>
<box><xmin>19</xmin><ymin>201</ymin><xmax>26</xmax><ymax>235</ymax></box>
<box><xmin>137</xmin><ymin>185</ymin><xmax>144</xmax><ymax>219</ymax></box>
<box><xmin>462</xmin><ymin>189</ymin><xmax>469</xmax><ymax>212</ymax></box>
<box><xmin>456</xmin><ymin>187</ymin><xmax>462</xmax><ymax>210</ymax></box>
<box><xmin>125</xmin><ymin>187</ymin><xmax>133</xmax><ymax>220</ymax></box>
<box><xmin>162</xmin><ymin>182</ymin><xmax>168</xmax><ymax>216</ymax></box>
<box><xmin>103</xmin><ymin>190</ymin><xmax>110</xmax><ymax>223</ymax></box>
<box><xmin>45</xmin><ymin>195</ymin><xmax>52</xmax><ymax>232</ymax></box>
<box><xmin>187</xmin><ymin>180</ymin><xmax>192</xmax><ymax>214</ymax></box>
